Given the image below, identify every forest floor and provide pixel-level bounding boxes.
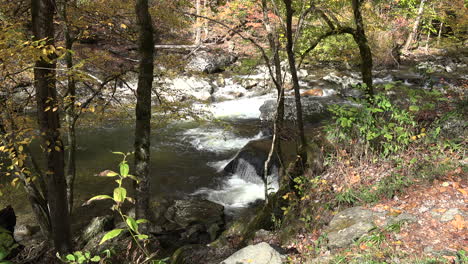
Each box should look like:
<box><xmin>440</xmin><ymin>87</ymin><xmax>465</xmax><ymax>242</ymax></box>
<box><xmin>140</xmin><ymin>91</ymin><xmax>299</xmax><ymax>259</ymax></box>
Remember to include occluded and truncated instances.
<box><xmin>280</xmin><ymin>46</ymin><xmax>467</xmax><ymax>263</ymax></box>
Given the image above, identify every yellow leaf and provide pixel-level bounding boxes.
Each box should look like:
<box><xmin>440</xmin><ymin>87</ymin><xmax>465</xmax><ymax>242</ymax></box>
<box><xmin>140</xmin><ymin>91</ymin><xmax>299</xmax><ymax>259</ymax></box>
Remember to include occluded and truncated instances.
<box><xmin>120</xmin><ymin>23</ymin><xmax>127</xmax><ymax>29</ymax></box>
<box><xmin>11</xmin><ymin>178</ymin><xmax>19</xmax><ymax>187</ymax></box>
<box><xmin>18</xmin><ymin>145</ymin><xmax>23</xmax><ymax>152</ymax></box>
<box><xmin>55</xmin><ymin>146</ymin><xmax>61</xmax><ymax>152</ymax></box>
<box><xmin>457</xmin><ymin>188</ymin><xmax>468</xmax><ymax>196</ymax></box>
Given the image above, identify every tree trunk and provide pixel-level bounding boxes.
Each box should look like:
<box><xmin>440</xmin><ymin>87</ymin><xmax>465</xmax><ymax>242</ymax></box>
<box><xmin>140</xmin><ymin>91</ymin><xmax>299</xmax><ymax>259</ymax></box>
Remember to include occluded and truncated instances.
<box><xmin>425</xmin><ymin>21</ymin><xmax>431</xmax><ymax>52</ymax></box>
<box><xmin>194</xmin><ymin>0</ymin><xmax>202</xmax><ymax>45</ymax></box>
<box><xmin>31</xmin><ymin>0</ymin><xmax>72</xmax><ymax>253</ymax></box>
<box><xmin>351</xmin><ymin>0</ymin><xmax>374</xmax><ymax>98</ymax></box>
<box><xmin>59</xmin><ymin>0</ymin><xmax>77</xmax><ymax>216</ymax></box>
<box><xmin>403</xmin><ymin>0</ymin><xmax>427</xmax><ymax>52</ymax></box>
<box><xmin>203</xmin><ymin>0</ymin><xmax>209</xmax><ymax>41</ymax></box>
<box><xmin>261</xmin><ymin>0</ymin><xmax>285</xmax><ymax>200</ymax></box>
<box><xmin>283</xmin><ymin>0</ymin><xmax>307</xmax><ymax>157</ymax></box>
<box><xmin>437</xmin><ymin>21</ymin><xmax>443</xmax><ymax>47</ymax></box>
<box><xmin>134</xmin><ymin>0</ymin><xmax>154</xmax><ymax>227</ymax></box>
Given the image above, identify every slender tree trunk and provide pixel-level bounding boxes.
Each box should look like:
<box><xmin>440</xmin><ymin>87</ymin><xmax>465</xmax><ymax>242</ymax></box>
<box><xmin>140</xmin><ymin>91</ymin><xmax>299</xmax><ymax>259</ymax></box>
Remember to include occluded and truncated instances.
<box><xmin>203</xmin><ymin>0</ymin><xmax>209</xmax><ymax>40</ymax></box>
<box><xmin>195</xmin><ymin>0</ymin><xmax>202</xmax><ymax>45</ymax></box>
<box><xmin>134</xmin><ymin>0</ymin><xmax>154</xmax><ymax>227</ymax></box>
<box><xmin>59</xmin><ymin>0</ymin><xmax>77</xmax><ymax>216</ymax></box>
<box><xmin>261</xmin><ymin>0</ymin><xmax>285</xmax><ymax>201</ymax></box>
<box><xmin>31</xmin><ymin>0</ymin><xmax>72</xmax><ymax>253</ymax></box>
<box><xmin>437</xmin><ymin>21</ymin><xmax>443</xmax><ymax>47</ymax></box>
<box><xmin>351</xmin><ymin>0</ymin><xmax>374</xmax><ymax>98</ymax></box>
<box><xmin>403</xmin><ymin>0</ymin><xmax>427</xmax><ymax>52</ymax></box>
<box><xmin>425</xmin><ymin>21</ymin><xmax>431</xmax><ymax>52</ymax></box>
<box><xmin>283</xmin><ymin>0</ymin><xmax>307</xmax><ymax>156</ymax></box>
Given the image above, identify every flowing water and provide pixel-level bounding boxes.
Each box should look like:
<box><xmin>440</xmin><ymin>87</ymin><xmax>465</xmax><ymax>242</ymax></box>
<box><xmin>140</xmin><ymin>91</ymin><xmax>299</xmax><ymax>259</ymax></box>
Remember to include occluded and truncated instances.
<box><xmin>1</xmin><ymin>66</ymin><xmax>430</xmax><ymax>222</ymax></box>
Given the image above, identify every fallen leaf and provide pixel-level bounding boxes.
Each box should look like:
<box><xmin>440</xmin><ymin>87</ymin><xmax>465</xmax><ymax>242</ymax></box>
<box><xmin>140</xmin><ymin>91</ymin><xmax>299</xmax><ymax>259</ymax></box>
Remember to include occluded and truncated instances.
<box><xmin>457</xmin><ymin>188</ymin><xmax>468</xmax><ymax>196</ymax></box>
<box><xmin>450</xmin><ymin>214</ymin><xmax>465</xmax><ymax>230</ymax></box>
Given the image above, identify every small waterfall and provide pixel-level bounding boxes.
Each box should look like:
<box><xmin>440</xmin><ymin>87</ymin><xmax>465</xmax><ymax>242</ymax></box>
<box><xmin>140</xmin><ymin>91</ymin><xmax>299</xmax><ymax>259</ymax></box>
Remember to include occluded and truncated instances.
<box><xmin>195</xmin><ymin>139</ymin><xmax>279</xmax><ymax>211</ymax></box>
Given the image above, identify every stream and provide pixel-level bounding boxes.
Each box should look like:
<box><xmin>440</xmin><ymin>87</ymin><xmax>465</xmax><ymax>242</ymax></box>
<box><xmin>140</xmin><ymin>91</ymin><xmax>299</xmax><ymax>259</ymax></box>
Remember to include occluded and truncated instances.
<box><xmin>2</xmin><ymin>61</ymin><xmax>463</xmax><ymax>227</ymax></box>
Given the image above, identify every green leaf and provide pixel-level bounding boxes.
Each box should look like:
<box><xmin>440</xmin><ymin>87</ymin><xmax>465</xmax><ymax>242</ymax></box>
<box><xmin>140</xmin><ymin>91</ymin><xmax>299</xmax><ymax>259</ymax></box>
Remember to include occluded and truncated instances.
<box><xmin>126</xmin><ymin>174</ymin><xmax>139</xmax><ymax>183</ymax></box>
<box><xmin>83</xmin><ymin>195</ymin><xmax>113</xmax><ymax>206</ymax></box>
<box><xmin>112</xmin><ymin>151</ymin><xmax>125</xmax><ymax>155</ymax></box>
<box><xmin>120</xmin><ymin>163</ymin><xmax>129</xmax><ymax>177</ymax></box>
<box><xmin>66</xmin><ymin>254</ymin><xmax>76</xmax><ymax>261</ymax></box>
<box><xmin>136</xmin><ymin>219</ymin><xmax>149</xmax><ymax>224</ymax></box>
<box><xmin>135</xmin><ymin>234</ymin><xmax>148</xmax><ymax>240</ymax></box>
<box><xmin>409</xmin><ymin>105</ymin><xmax>420</xmax><ymax>112</ymax></box>
<box><xmin>113</xmin><ymin>187</ymin><xmax>126</xmax><ymax>203</ymax></box>
<box><xmin>126</xmin><ymin>217</ymin><xmax>138</xmax><ymax>233</ymax></box>
<box><xmin>90</xmin><ymin>256</ymin><xmax>101</xmax><ymax>262</ymax></box>
<box><xmin>99</xmin><ymin>229</ymin><xmax>124</xmax><ymax>245</ymax></box>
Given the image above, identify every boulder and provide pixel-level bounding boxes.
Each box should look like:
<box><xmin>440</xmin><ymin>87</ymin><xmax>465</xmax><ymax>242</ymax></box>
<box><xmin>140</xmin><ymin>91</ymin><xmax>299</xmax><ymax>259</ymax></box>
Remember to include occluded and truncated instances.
<box><xmin>186</xmin><ymin>51</ymin><xmax>237</xmax><ymax>74</ymax></box>
<box><xmin>325</xmin><ymin>207</ymin><xmax>417</xmax><ymax>249</ymax></box>
<box><xmin>220</xmin><ymin>242</ymin><xmax>283</xmax><ymax>264</ymax></box>
<box><xmin>223</xmin><ymin>139</ymin><xmax>278</xmax><ymax>188</ymax></box>
<box><xmin>165</xmin><ymin>199</ymin><xmax>224</xmax><ymax>228</ymax></box>
<box><xmin>170</xmin><ymin>244</ymin><xmax>235</xmax><ymax>264</ymax></box>
<box><xmin>162</xmin><ymin>76</ymin><xmax>214</xmax><ymax>101</ymax></box>
<box><xmin>0</xmin><ymin>206</ymin><xmax>15</xmax><ymax>233</ymax></box>
<box><xmin>78</xmin><ymin>215</ymin><xmax>114</xmax><ymax>246</ymax></box>
<box><xmin>322</xmin><ymin>72</ymin><xmax>360</xmax><ymax>89</ymax></box>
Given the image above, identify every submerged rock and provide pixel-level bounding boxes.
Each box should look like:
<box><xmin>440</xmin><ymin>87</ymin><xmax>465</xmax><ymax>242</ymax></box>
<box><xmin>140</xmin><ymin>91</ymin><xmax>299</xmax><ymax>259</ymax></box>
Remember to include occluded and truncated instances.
<box><xmin>220</xmin><ymin>242</ymin><xmax>283</xmax><ymax>264</ymax></box>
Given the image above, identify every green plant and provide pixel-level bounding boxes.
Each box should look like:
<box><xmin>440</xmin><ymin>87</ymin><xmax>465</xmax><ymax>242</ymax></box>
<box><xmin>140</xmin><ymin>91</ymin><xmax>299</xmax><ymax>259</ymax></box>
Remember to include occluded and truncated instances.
<box><xmin>327</xmin><ymin>93</ymin><xmax>417</xmax><ymax>156</ymax></box>
<box><xmin>66</xmin><ymin>152</ymin><xmax>162</xmax><ymax>264</ymax></box>
<box><xmin>0</xmin><ymin>227</ymin><xmax>17</xmax><ymax>264</ymax></box>
<box><xmin>456</xmin><ymin>250</ymin><xmax>468</xmax><ymax>264</ymax></box>
<box><xmin>57</xmin><ymin>251</ymin><xmax>101</xmax><ymax>264</ymax></box>
<box><xmin>357</xmin><ymin>230</ymin><xmax>385</xmax><ymax>247</ymax></box>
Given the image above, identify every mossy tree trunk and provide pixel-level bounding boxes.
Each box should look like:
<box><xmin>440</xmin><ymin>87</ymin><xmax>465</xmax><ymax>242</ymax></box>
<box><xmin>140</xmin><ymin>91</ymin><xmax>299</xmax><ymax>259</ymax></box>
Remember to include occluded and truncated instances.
<box><xmin>134</xmin><ymin>0</ymin><xmax>155</xmax><ymax>229</ymax></box>
<box><xmin>351</xmin><ymin>0</ymin><xmax>374</xmax><ymax>98</ymax></box>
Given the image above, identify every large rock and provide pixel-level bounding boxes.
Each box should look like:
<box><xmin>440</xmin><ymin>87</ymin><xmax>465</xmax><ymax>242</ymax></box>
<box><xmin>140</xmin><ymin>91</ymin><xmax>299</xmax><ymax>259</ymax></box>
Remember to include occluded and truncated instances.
<box><xmin>220</xmin><ymin>242</ymin><xmax>283</xmax><ymax>264</ymax></box>
<box><xmin>162</xmin><ymin>76</ymin><xmax>214</xmax><ymax>101</ymax></box>
<box><xmin>186</xmin><ymin>51</ymin><xmax>237</xmax><ymax>74</ymax></box>
<box><xmin>325</xmin><ymin>207</ymin><xmax>417</xmax><ymax>249</ymax></box>
<box><xmin>78</xmin><ymin>215</ymin><xmax>114</xmax><ymax>247</ymax></box>
<box><xmin>223</xmin><ymin>139</ymin><xmax>278</xmax><ymax>186</ymax></box>
<box><xmin>165</xmin><ymin>199</ymin><xmax>224</xmax><ymax>228</ymax></box>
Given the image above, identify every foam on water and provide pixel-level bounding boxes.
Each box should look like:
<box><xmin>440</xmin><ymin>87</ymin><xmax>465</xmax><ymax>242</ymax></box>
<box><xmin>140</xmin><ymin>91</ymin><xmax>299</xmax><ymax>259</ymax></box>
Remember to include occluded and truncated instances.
<box><xmin>182</xmin><ymin>128</ymin><xmax>264</xmax><ymax>153</ymax></box>
<box><xmin>207</xmin><ymin>159</ymin><xmax>233</xmax><ymax>172</ymax></box>
<box><xmin>206</xmin><ymin>94</ymin><xmax>275</xmax><ymax>119</ymax></box>
<box><xmin>194</xmin><ymin>175</ymin><xmax>265</xmax><ymax>208</ymax></box>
